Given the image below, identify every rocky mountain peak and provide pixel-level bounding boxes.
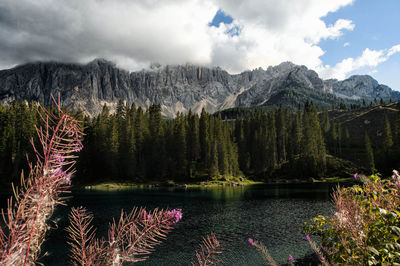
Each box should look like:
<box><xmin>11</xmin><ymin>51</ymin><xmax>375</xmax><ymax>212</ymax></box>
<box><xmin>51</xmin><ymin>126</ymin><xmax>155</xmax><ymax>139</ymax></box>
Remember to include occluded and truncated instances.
<box><xmin>324</xmin><ymin>74</ymin><xmax>398</xmax><ymax>100</ymax></box>
<box><xmin>268</xmin><ymin>61</ymin><xmax>297</xmax><ymax>73</ymax></box>
<box><xmin>88</xmin><ymin>58</ymin><xmax>116</xmax><ymax>67</ymax></box>
<box><xmin>0</xmin><ymin>59</ymin><xmax>398</xmax><ymax>117</ymax></box>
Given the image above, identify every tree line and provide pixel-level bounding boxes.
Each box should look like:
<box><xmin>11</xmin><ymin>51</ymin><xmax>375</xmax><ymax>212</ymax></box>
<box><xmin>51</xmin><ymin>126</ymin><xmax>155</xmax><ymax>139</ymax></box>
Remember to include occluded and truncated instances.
<box><xmin>0</xmin><ymin>101</ymin><xmax>399</xmax><ymax>184</ymax></box>
<box><xmin>77</xmin><ymin>102</ymin><xmax>240</xmax><ymax>184</ymax></box>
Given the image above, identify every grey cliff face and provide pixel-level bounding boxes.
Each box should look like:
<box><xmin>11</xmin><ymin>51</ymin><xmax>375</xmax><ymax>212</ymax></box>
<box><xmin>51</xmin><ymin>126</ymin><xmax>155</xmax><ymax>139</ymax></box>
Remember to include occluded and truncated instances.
<box><xmin>324</xmin><ymin>75</ymin><xmax>400</xmax><ymax>101</ymax></box>
<box><xmin>235</xmin><ymin>62</ymin><xmax>325</xmax><ymax>106</ymax></box>
<box><xmin>0</xmin><ymin>59</ymin><xmax>398</xmax><ymax>117</ymax></box>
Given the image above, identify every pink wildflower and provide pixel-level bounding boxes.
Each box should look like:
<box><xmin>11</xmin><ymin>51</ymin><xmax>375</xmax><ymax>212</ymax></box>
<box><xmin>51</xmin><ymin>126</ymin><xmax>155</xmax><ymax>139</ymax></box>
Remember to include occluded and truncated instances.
<box><xmin>168</xmin><ymin>209</ymin><xmax>182</xmax><ymax>223</ymax></box>
<box><xmin>248</xmin><ymin>238</ymin><xmax>254</xmax><ymax>244</ymax></box>
<box><xmin>353</xmin><ymin>173</ymin><xmax>358</xmax><ymax>180</ymax></box>
<box><xmin>289</xmin><ymin>255</ymin><xmax>294</xmax><ymax>261</ymax></box>
<box><xmin>55</xmin><ymin>168</ymin><xmax>63</xmax><ymax>176</ymax></box>
<box><xmin>306</xmin><ymin>235</ymin><xmax>311</xmax><ymax>241</ymax></box>
<box><xmin>65</xmin><ymin>174</ymin><xmax>71</xmax><ymax>185</ymax></box>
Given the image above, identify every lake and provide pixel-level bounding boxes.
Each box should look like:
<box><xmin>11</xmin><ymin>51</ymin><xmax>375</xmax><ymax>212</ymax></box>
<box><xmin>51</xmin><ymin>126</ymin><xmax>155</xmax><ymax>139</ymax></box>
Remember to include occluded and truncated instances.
<box><xmin>9</xmin><ymin>183</ymin><xmax>336</xmax><ymax>265</ymax></box>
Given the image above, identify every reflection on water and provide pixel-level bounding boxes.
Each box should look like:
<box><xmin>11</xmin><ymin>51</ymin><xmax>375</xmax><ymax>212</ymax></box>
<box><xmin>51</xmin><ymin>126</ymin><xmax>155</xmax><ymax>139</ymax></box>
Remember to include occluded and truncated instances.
<box><xmin>2</xmin><ymin>183</ymin><xmax>336</xmax><ymax>265</ymax></box>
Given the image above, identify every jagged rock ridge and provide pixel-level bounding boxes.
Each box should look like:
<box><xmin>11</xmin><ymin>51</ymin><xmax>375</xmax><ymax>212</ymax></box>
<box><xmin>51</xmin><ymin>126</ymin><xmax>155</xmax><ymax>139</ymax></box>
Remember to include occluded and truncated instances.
<box><xmin>0</xmin><ymin>59</ymin><xmax>399</xmax><ymax>117</ymax></box>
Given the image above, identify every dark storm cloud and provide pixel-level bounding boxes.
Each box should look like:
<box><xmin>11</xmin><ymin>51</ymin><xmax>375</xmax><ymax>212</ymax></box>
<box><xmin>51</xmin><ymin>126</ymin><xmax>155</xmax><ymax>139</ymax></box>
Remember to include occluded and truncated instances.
<box><xmin>0</xmin><ymin>0</ymin><xmax>216</xmax><ymax>70</ymax></box>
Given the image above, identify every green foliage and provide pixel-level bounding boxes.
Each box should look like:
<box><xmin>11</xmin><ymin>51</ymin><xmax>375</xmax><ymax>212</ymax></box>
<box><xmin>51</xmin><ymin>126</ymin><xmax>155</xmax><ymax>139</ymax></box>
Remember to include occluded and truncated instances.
<box><xmin>365</xmin><ymin>132</ymin><xmax>376</xmax><ymax>174</ymax></box>
<box><xmin>2</xmin><ymin>101</ymin><xmax>400</xmax><ymax>184</ymax></box>
<box><xmin>304</xmin><ymin>173</ymin><xmax>400</xmax><ymax>265</ymax></box>
<box><xmin>383</xmin><ymin>113</ymin><xmax>394</xmax><ymax>152</ymax></box>
<box><xmin>77</xmin><ymin>104</ymin><xmax>241</xmax><ymax>182</ymax></box>
<box><xmin>300</xmin><ymin>102</ymin><xmax>326</xmax><ymax>176</ymax></box>
<box><xmin>0</xmin><ymin>102</ymin><xmax>39</xmax><ymax>183</ymax></box>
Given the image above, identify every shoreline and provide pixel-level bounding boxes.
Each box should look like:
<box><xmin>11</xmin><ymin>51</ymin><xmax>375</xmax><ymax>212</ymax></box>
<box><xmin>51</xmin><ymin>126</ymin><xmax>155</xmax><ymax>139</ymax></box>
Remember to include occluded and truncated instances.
<box><xmin>78</xmin><ymin>176</ymin><xmax>354</xmax><ymax>191</ymax></box>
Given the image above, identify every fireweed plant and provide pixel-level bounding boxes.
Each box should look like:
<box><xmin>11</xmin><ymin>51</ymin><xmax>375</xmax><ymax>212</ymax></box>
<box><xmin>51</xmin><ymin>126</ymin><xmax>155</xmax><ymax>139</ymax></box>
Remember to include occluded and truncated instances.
<box><xmin>247</xmin><ymin>238</ymin><xmax>278</xmax><ymax>266</ymax></box>
<box><xmin>304</xmin><ymin>171</ymin><xmax>400</xmax><ymax>265</ymax></box>
<box><xmin>192</xmin><ymin>232</ymin><xmax>223</xmax><ymax>266</ymax></box>
<box><xmin>0</xmin><ymin>99</ymin><xmax>84</xmax><ymax>265</ymax></box>
<box><xmin>66</xmin><ymin>207</ymin><xmax>183</xmax><ymax>265</ymax></box>
<box><xmin>0</xmin><ymin>99</ymin><xmax>223</xmax><ymax>265</ymax></box>
<box><xmin>247</xmin><ymin>235</ymin><xmax>328</xmax><ymax>266</ymax></box>
<box><xmin>248</xmin><ymin>171</ymin><xmax>400</xmax><ymax>265</ymax></box>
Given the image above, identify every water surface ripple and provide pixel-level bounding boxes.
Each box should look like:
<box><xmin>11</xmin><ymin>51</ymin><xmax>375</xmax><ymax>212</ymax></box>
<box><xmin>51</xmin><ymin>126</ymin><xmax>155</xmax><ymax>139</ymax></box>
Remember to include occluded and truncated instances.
<box><xmin>37</xmin><ymin>183</ymin><xmax>335</xmax><ymax>265</ymax></box>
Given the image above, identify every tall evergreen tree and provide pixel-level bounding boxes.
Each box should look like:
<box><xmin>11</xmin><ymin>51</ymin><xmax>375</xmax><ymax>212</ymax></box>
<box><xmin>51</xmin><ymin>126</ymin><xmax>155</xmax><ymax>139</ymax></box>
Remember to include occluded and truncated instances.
<box><xmin>199</xmin><ymin>108</ymin><xmax>209</xmax><ymax>166</ymax></box>
<box><xmin>147</xmin><ymin>104</ymin><xmax>166</xmax><ymax>178</ymax></box>
<box><xmin>275</xmin><ymin>106</ymin><xmax>287</xmax><ymax>163</ymax></box>
<box><xmin>395</xmin><ymin>112</ymin><xmax>400</xmax><ymax>145</ymax></box>
<box><xmin>172</xmin><ymin>113</ymin><xmax>187</xmax><ymax>178</ymax></box>
<box><xmin>365</xmin><ymin>132</ymin><xmax>375</xmax><ymax>174</ymax></box>
<box><xmin>382</xmin><ymin>113</ymin><xmax>393</xmax><ymax>152</ymax></box>
<box><xmin>186</xmin><ymin>109</ymin><xmax>200</xmax><ymax>177</ymax></box>
<box><xmin>300</xmin><ymin>103</ymin><xmax>326</xmax><ymax>176</ymax></box>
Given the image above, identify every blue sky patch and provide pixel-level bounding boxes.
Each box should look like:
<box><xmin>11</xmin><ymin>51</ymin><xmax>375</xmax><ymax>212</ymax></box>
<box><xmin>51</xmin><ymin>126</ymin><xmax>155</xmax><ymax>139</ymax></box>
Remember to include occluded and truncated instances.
<box><xmin>319</xmin><ymin>0</ymin><xmax>400</xmax><ymax>89</ymax></box>
<box><xmin>209</xmin><ymin>10</ymin><xmax>233</xmax><ymax>27</ymax></box>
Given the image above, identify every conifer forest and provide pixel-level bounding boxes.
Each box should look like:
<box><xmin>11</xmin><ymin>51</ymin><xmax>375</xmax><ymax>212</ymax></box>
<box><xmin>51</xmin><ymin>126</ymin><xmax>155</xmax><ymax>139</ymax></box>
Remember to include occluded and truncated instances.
<box><xmin>1</xmin><ymin>100</ymin><xmax>399</xmax><ymax>185</ymax></box>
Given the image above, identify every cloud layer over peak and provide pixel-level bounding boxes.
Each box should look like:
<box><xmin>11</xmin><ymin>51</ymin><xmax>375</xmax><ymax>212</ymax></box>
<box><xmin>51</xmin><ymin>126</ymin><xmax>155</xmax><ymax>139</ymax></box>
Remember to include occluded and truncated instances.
<box><xmin>320</xmin><ymin>44</ymin><xmax>400</xmax><ymax>80</ymax></box>
<box><xmin>0</xmin><ymin>0</ymin><xmax>397</xmax><ymax>86</ymax></box>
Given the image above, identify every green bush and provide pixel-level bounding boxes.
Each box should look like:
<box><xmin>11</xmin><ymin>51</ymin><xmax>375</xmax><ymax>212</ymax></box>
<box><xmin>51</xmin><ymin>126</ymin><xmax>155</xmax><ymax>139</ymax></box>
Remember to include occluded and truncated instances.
<box><xmin>304</xmin><ymin>172</ymin><xmax>400</xmax><ymax>265</ymax></box>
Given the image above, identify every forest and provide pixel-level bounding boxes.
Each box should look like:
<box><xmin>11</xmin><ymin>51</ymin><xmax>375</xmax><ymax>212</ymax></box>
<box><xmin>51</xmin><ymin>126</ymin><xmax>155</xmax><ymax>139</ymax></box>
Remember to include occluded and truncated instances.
<box><xmin>0</xmin><ymin>100</ymin><xmax>399</xmax><ymax>185</ymax></box>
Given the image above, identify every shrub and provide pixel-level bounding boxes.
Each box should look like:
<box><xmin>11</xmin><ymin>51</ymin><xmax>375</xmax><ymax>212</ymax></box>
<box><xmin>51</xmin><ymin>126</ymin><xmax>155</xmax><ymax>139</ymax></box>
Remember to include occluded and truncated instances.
<box><xmin>0</xmin><ymin>99</ymin><xmax>83</xmax><ymax>265</ymax></box>
<box><xmin>304</xmin><ymin>171</ymin><xmax>400</xmax><ymax>264</ymax></box>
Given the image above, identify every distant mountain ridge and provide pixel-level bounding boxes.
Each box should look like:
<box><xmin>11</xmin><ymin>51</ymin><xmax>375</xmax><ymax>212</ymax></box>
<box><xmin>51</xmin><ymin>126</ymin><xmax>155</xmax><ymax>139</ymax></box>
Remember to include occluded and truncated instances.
<box><xmin>0</xmin><ymin>59</ymin><xmax>399</xmax><ymax>117</ymax></box>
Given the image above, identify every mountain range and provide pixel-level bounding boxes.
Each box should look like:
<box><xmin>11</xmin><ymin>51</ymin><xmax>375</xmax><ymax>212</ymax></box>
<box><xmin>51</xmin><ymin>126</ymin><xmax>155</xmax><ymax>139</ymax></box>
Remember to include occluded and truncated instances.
<box><xmin>0</xmin><ymin>59</ymin><xmax>399</xmax><ymax>117</ymax></box>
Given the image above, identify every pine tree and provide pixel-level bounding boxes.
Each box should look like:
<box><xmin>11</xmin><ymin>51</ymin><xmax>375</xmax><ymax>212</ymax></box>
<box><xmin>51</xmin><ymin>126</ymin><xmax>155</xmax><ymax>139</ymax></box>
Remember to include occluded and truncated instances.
<box><xmin>172</xmin><ymin>113</ymin><xmax>187</xmax><ymax>178</ymax></box>
<box><xmin>209</xmin><ymin>141</ymin><xmax>219</xmax><ymax>177</ymax></box>
<box><xmin>216</xmin><ymin>119</ymin><xmax>228</xmax><ymax>176</ymax></box>
<box><xmin>275</xmin><ymin>106</ymin><xmax>287</xmax><ymax>163</ymax></box>
<box><xmin>266</xmin><ymin>112</ymin><xmax>277</xmax><ymax>171</ymax></box>
<box><xmin>337</xmin><ymin>122</ymin><xmax>342</xmax><ymax>155</ymax></box>
<box><xmin>116</xmin><ymin>99</ymin><xmax>126</xmax><ymax>119</ymax></box>
<box><xmin>199</xmin><ymin>108</ymin><xmax>209</xmax><ymax>167</ymax></box>
<box><xmin>289</xmin><ymin>110</ymin><xmax>303</xmax><ymax>160</ymax></box>
<box><xmin>147</xmin><ymin>104</ymin><xmax>166</xmax><ymax>178</ymax></box>
<box><xmin>321</xmin><ymin>109</ymin><xmax>330</xmax><ymax>134</ymax></box>
<box><xmin>365</xmin><ymin>132</ymin><xmax>375</xmax><ymax>174</ymax></box>
<box><xmin>134</xmin><ymin>107</ymin><xmax>146</xmax><ymax>178</ymax></box>
<box><xmin>330</xmin><ymin>122</ymin><xmax>338</xmax><ymax>155</ymax></box>
<box><xmin>382</xmin><ymin>113</ymin><xmax>393</xmax><ymax>152</ymax></box>
<box><xmin>344</xmin><ymin>127</ymin><xmax>350</xmax><ymax>149</ymax></box>
<box><xmin>300</xmin><ymin>103</ymin><xmax>326</xmax><ymax>176</ymax></box>
<box><xmin>187</xmin><ymin>110</ymin><xmax>200</xmax><ymax>160</ymax></box>
<box><xmin>395</xmin><ymin>112</ymin><xmax>400</xmax><ymax>145</ymax></box>
<box><xmin>234</xmin><ymin>119</ymin><xmax>248</xmax><ymax>171</ymax></box>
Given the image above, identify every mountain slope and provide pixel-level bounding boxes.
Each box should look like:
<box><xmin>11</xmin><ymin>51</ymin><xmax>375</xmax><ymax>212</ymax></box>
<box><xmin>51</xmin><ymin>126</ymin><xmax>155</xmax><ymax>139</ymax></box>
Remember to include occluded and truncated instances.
<box><xmin>0</xmin><ymin>59</ymin><xmax>398</xmax><ymax>117</ymax></box>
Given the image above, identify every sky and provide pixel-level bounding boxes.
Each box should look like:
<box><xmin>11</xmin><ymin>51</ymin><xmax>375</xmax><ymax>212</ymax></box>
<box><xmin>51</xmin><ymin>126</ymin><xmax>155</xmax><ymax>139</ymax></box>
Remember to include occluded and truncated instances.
<box><xmin>0</xmin><ymin>0</ymin><xmax>399</xmax><ymax>90</ymax></box>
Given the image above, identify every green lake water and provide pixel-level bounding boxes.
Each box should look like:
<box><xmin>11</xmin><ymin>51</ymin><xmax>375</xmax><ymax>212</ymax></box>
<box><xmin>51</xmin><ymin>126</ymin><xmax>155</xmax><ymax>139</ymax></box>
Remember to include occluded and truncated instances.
<box><xmin>15</xmin><ymin>183</ymin><xmax>336</xmax><ymax>265</ymax></box>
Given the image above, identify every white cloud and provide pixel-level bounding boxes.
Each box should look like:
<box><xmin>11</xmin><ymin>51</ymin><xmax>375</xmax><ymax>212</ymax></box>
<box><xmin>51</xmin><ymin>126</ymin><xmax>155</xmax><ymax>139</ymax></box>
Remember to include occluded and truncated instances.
<box><xmin>388</xmin><ymin>45</ymin><xmax>400</xmax><ymax>56</ymax></box>
<box><xmin>319</xmin><ymin>44</ymin><xmax>400</xmax><ymax>80</ymax></box>
<box><xmin>321</xmin><ymin>19</ymin><xmax>355</xmax><ymax>41</ymax></box>
<box><xmin>368</xmin><ymin>69</ymin><xmax>378</xmax><ymax>75</ymax></box>
<box><xmin>0</xmin><ymin>0</ymin><xmax>357</xmax><ymax>76</ymax></box>
<box><xmin>0</xmin><ymin>0</ymin><xmax>218</xmax><ymax>70</ymax></box>
<box><xmin>344</xmin><ymin>42</ymin><xmax>350</xmax><ymax>47</ymax></box>
<box><xmin>210</xmin><ymin>0</ymin><xmax>355</xmax><ymax>72</ymax></box>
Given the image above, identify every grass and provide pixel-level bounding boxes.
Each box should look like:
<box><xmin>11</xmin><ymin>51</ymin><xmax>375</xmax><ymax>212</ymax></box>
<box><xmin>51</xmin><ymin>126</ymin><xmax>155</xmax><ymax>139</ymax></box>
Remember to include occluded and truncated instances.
<box><xmin>83</xmin><ymin>176</ymin><xmax>263</xmax><ymax>191</ymax></box>
<box><xmin>84</xmin><ymin>182</ymin><xmax>141</xmax><ymax>190</ymax></box>
<box><xmin>82</xmin><ymin>174</ymin><xmax>355</xmax><ymax>191</ymax></box>
<box><xmin>312</xmin><ymin>176</ymin><xmax>353</xmax><ymax>183</ymax></box>
<box><xmin>186</xmin><ymin>176</ymin><xmax>263</xmax><ymax>188</ymax></box>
